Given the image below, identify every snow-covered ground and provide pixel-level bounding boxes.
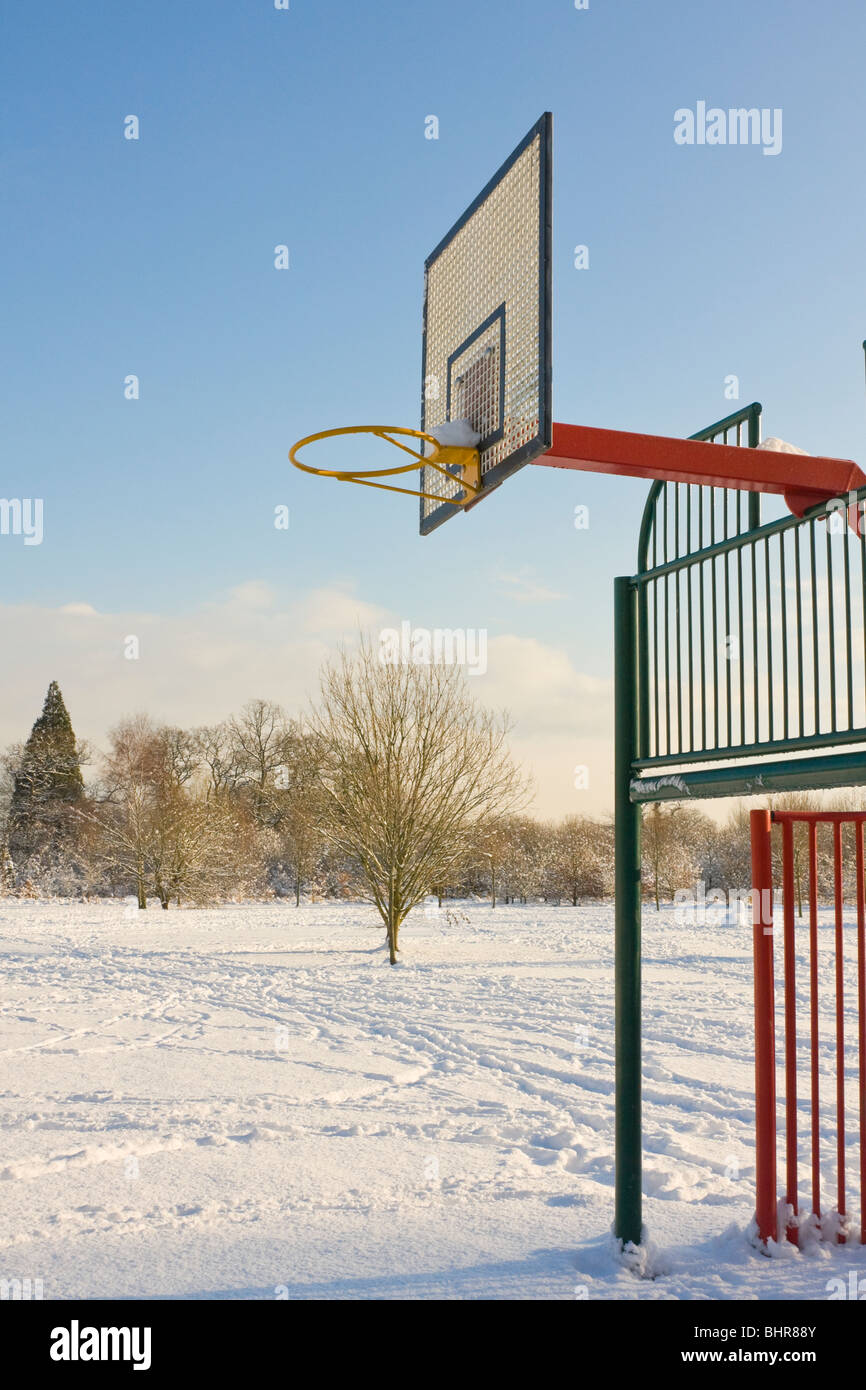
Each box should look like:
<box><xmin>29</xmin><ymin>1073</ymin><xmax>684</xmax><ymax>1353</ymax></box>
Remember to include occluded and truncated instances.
<box><xmin>1</xmin><ymin>898</ymin><xmax>863</xmax><ymax>1300</ymax></box>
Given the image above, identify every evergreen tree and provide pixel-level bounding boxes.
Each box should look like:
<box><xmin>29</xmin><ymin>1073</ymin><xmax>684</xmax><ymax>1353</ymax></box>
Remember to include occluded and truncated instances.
<box><xmin>8</xmin><ymin>682</ymin><xmax>85</xmax><ymax>863</ymax></box>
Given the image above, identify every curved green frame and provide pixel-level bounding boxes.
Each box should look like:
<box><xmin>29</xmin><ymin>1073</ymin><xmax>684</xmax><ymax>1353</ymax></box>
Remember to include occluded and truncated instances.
<box><xmin>614</xmin><ymin>393</ymin><xmax>866</xmax><ymax>1246</ymax></box>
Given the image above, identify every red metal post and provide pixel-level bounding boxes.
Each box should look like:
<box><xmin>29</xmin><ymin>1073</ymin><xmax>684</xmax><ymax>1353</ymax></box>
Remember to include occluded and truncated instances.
<box><xmin>781</xmin><ymin>818</ymin><xmax>799</xmax><ymax>1242</ymax></box>
<box><xmin>833</xmin><ymin>821</ymin><xmax>847</xmax><ymax>1241</ymax></box>
<box><xmin>751</xmin><ymin>809</ymin><xmax>777</xmax><ymax>1244</ymax></box>
<box><xmin>808</xmin><ymin>822</ymin><xmax>821</xmax><ymax>1222</ymax></box>
<box><xmin>857</xmin><ymin>823</ymin><xmax>866</xmax><ymax>1244</ymax></box>
<box><xmin>771</xmin><ymin>810</ymin><xmax>866</xmax><ymax>1243</ymax></box>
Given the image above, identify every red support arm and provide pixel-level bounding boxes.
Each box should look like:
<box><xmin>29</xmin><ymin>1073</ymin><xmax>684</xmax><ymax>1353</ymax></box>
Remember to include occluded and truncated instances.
<box><xmin>537</xmin><ymin>422</ymin><xmax>866</xmax><ymax>518</ymax></box>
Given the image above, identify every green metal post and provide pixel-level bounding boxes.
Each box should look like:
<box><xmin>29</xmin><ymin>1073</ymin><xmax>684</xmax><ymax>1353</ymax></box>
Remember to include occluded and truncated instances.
<box><xmin>748</xmin><ymin>404</ymin><xmax>761</xmax><ymax>530</ymax></box>
<box><xmin>614</xmin><ymin>575</ymin><xmax>643</xmax><ymax>1245</ymax></box>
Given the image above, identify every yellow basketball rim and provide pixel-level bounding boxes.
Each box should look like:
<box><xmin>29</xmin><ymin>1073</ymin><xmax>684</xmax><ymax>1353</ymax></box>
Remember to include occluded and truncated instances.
<box><xmin>289</xmin><ymin>425</ymin><xmax>481</xmax><ymax>505</ymax></box>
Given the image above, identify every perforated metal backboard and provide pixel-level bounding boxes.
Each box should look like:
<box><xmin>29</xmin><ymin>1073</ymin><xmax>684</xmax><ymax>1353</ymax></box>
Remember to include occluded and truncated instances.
<box><xmin>419</xmin><ymin>113</ymin><xmax>552</xmax><ymax>535</ymax></box>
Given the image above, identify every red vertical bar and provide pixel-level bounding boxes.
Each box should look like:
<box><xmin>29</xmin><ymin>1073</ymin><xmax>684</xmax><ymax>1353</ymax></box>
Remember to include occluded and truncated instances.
<box><xmin>856</xmin><ymin>822</ymin><xmax>866</xmax><ymax>1245</ymax></box>
<box><xmin>808</xmin><ymin>821</ymin><xmax>821</xmax><ymax>1222</ymax></box>
<box><xmin>781</xmin><ymin>818</ymin><xmax>799</xmax><ymax>1242</ymax></box>
<box><xmin>751</xmin><ymin>809</ymin><xmax>777</xmax><ymax>1244</ymax></box>
<box><xmin>833</xmin><ymin>821</ymin><xmax>847</xmax><ymax>1242</ymax></box>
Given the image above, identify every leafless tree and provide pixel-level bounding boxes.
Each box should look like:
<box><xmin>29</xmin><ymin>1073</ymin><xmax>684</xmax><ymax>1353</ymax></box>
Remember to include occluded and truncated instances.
<box><xmin>311</xmin><ymin>640</ymin><xmax>528</xmax><ymax>963</ymax></box>
<box><xmin>194</xmin><ymin>723</ymin><xmax>240</xmax><ymax>799</ymax></box>
<box><xmin>88</xmin><ymin>715</ymin><xmax>161</xmax><ymax>908</ymax></box>
<box><xmin>642</xmin><ymin>802</ymin><xmax>702</xmax><ymax>909</ymax></box>
<box><xmin>227</xmin><ymin>699</ymin><xmax>290</xmax><ymax>821</ymax></box>
<box><xmin>553</xmin><ymin>814</ymin><xmax>612</xmax><ymax>904</ymax></box>
<box><xmin>149</xmin><ymin>786</ymin><xmax>259</xmax><ymax>907</ymax></box>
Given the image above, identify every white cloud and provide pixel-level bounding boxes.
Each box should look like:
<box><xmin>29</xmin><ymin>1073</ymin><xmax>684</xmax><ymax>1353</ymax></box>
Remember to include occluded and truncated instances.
<box><xmin>0</xmin><ymin>588</ymin><xmax>613</xmax><ymax>817</ymax></box>
<box><xmin>58</xmin><ymin>602</ymin><xmax>99</xmax><ymax>617</ymax></box>
<box><xmin>482</xmin><ymin>635</ymin><xmax>611</xmax><ymax>732</ymax></box>
<box><xmin>226</xmin><ymin>580</ymin><xmax>276</xmax><ymax>610</ymax></box>
<box><xmin>494</xmin><ymin>566</ymin><xmax>567</xmax><ymax>603</ymax></box>
<box><xmin>297</xmin><ymin>585</ymin><xmax>386</xmax><ymax>635</ymax></box>
<box><xmin>479</xmin><ymin>634</ymin><xmax>614</xmax><ymax>814</ymax></box>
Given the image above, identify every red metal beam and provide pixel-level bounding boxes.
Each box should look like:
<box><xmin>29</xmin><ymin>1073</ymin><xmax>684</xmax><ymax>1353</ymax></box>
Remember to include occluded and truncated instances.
<box><xmin>538</xmin><ymin>422</ymin><xmax>866</xmax><ymax>518</ymax></box>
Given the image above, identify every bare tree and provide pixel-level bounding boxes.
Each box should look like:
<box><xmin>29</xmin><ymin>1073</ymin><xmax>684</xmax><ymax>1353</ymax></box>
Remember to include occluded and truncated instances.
<box><xmin>269</xmin><ymin>723</ymin><xmax>326</xmax><ymax>904</ymax></box>
<box><xmin>194</xmin><ymin>723</ymin><xmax>240</xmax><ymax>799</ymax></box>
<box><xmin>499</xmin><ymin>816</ymin><xmax>548</xmax><ymax>903</ymax></box>
<box><xmin>149</xmin><ymin>786</ymin><xmax>259</xmax><ymax>907</ymax></box>
<box><xmin>89</xmin><ymin>716</ymin><xmax>161</xmax><ymax>908</ymax></box>
<box><xmin>642</xmin><ymin>802</ymin><xmax>701</xmax><ymax>909</ymax></box>
<box><xmin>311</xmin><ymin>641</ymin><xmax>528</xmax><ymax>963</ymax></box>
<box><xmin>553</xmin><ymin>815</ymin><xmax>612</xmax><ymax>904</ymax></box>
<box><xmin>277</xmin><ymin>797</ymin><xmax>325</xmax><ymax>905</ymax></box>
<box><xmin>468</xmin><ymin>819</ymin><xmax>513</xmax><ymax>908</ymax></box>
<box><xmin>227</xmin><ymin>699</ymin><xmax>289</xmax><ymax>822</ymax></box>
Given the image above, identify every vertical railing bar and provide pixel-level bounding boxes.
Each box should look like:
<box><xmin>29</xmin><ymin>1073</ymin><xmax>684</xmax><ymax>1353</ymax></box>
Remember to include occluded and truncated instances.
<box><xmin>748</xmin><ymin>404</ymin><xmax>762</xmax><ymax>529</ymax></box>
<box><xmin>833</xmin><ymin>820</ymin><xmax>846</xmax><ymax>1239</ymax></box>
<box><xmin>795</xmin><ymin>525</ymin><xmax>805</xmax><ymax>740</ymax></box>
<box><xmin>737</xmin><ymin>538</ymin><xmax>746</xmax><ymax>746</ymax></box>
<box><xmin>711</xmin><ymin>489</ymin><xmax>717</xmax><ymax>750</ymax></box>
<box><xmin>856</xmin><ymin>821</ymin><xmax>866</xmax><ymax>1245</ymax></box>
<box><xmin>637</xmin><ymin>573</ymin><xmax>649</xmax><ymax>762</ymax></box>
<box><xmin>685</xmin><ymin>484</ymin><xmax>691</xmax><ymax>555</ymax></box>
<box><xmin>751</xmin><ymin>539</ymin><xmax>760</xmax><ymax>744</ymax></box>
<box><xmin>809</xmin><ymin>821</ymin><xmax>820</xmax><ymax>1220</ymax></box>
<box><xmin>700</xmin><ymin>514</ymin><xmax>707</xmax><ymax>751</ymax></box>
<box><xmin>711</xmin><ymin>550</ymin><xmax>719</xmax><ymax>749</ymax></box>
<box><xmin>667</xmin><ymin>483</ymin><xmax>675</xmax><ymax>756</ymax></box>
<box><xmin>652</xmin><ymin>492</ymin><xmax>657</xmax><ymax>569</ymax></box>
<box><xmin>686</xmin><ymin>488</ymin><xmax>694</xmax><ymax>750</ymax></box>
<box><xmin>843</xmin><ymin>521</ymin><xmax>853</xmax><ymax>729</ymax></box>
<box><xmin>676</xmin><ymin>564</ymin><xmax>683</xmax><ymax>755</ymax></box>
<box><xmin>826</xmin><ymin>524</ymin><xmax>837</xmax><ymax>734</ymax></box>
<box><xmin>654</xmin><ymin>495</ymin><xmax>659</xmax><ymax>755</ymax></box>
<box><xmin>724</xmin><ymin>537</ymin><xmax>732</xmax><ymax>748</ymax></box>
<box><xmin>861</xmin><ymin>508</ymin><xmax>866</xmax><ymax>730</ymax></box>
<box><xmin>780</xmin><ymin>531</ymin><xmax>789</xmax><ymax>741</ymax></box>
<box><xmin>687</xmin><ymin>559</ymin><xmax>695</xmax><ymax>751</ymax></box>
<box><xmin>782</xmin><ymin>817</ymin><xmax>799</xmax><ymax>1242</ymax></box>
<box><xmin>667</xmin><ymin>569</ymin><xmax>675</xmax><ymax>756</ymax></box>
<box><xmin>810</xmin><ymin>520</ymin><xmax>820</xmax><ymax>735</ymax></box>
<box><xmin>765</xmin><ymin>537</ymin><xmax>774</xmax><ymax>743</ymax></box>
<box><xmin>751</xmin><ymin>808</ymin><xmax>777</xmax><ymax>1245</ymax></box>
<box><xmin>653</xmin><ymin>576</ymin><xmax>660</xmax><ymax>758</ymax></box>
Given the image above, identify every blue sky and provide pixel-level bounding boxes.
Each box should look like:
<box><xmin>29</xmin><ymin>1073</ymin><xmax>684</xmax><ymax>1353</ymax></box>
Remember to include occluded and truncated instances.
<box><xmin>2</xmin><ymin>0</ymin><xmax>865</xmax><ymax>813</ymax></box>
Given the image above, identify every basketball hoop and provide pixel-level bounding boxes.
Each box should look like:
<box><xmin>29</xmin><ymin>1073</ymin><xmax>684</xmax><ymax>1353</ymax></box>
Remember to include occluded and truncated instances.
<box><xmin>289</xmin><ymin>425</ymin><xmax>481</xmax><ymax>506</ymax></box>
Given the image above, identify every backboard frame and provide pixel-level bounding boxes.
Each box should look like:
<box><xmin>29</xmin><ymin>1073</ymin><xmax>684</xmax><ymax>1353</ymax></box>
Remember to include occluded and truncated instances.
<box><xmin>419</xmin><ymin>112</ymin><xmax>553</xmax><ymax>535</ymax></box>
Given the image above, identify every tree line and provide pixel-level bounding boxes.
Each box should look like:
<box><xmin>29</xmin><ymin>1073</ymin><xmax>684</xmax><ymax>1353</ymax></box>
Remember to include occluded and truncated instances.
<box><xmin>2</xmin><ymin>664</ymin><xmax>862</xmax><ymax>955</ymax></box>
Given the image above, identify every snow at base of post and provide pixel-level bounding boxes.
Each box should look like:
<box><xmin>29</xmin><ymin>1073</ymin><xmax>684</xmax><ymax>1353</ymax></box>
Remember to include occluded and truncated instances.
<box><xmin>609</xmin><ymin>1226</ymin><xmax>671</xmax><ymax>1279</ymax></box>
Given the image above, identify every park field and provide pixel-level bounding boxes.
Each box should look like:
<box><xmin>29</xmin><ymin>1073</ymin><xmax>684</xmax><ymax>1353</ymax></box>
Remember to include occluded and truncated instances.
<box><xmin>0</xmin><ymin>898</ymin><xmax>863</xmax><ymax>1300</ymax></box>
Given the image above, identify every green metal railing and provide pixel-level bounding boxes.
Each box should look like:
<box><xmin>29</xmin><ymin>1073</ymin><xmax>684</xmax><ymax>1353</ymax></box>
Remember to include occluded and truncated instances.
<box><xmin>635</xmin><ymin>403</ymin><xmax>866</xmax><ymax>777</ymax></box>
<box><xmin>637</xmin><ymin>404</ymin><xmax>761</xmax><ymax>765</ymax></box>
<box><xmin>637</xmin><ymin>494</ymin><xmax>866</xmax><ymax>772</ymax></box>
<box><xmin>636</xmin><ymin>402</ymin><xmax>762</xmax><ymax>575</ymax></box>
<box><xmin>613</xmin><ymin>400</ymin><xmax>866</xmax><ymax>1248</ymax></box>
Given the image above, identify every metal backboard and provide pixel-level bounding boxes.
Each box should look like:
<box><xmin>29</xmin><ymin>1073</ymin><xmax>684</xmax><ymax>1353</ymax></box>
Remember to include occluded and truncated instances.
<box><xmin>419</xmin><ymin>113</ymin><xmax>552</xmax><ymax>535</ymax></box>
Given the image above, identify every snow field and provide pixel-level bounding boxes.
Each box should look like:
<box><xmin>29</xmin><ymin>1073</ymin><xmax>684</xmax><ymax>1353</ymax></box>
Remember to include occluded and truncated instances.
<box><xmin>0</xmin><ymin>899</ymin><xmax>864</xmax><ymax>1300</ymax></box>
